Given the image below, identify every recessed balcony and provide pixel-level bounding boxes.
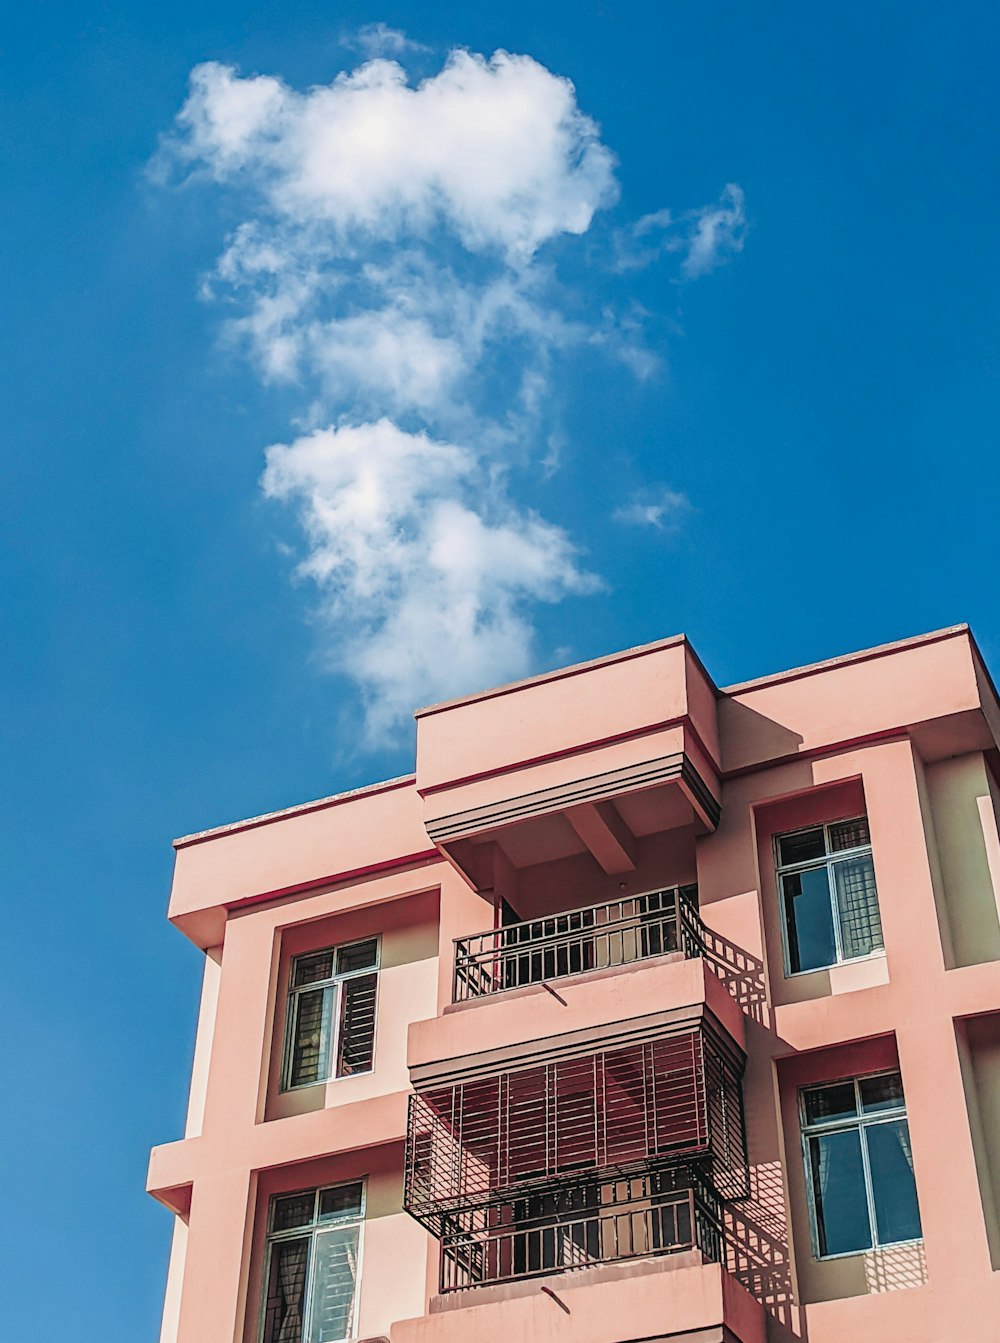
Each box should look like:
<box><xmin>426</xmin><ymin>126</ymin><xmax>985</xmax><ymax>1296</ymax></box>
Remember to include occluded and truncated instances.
<box><xmin>452</xmin><ymin>885</ymin><xmax>702</xmax><ymax>1003</ymax></box>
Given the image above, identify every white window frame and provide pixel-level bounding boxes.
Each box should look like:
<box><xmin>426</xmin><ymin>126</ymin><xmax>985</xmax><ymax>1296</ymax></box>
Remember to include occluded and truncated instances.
<box><xmin>799</xmin><ymin>1069</ymin><xmax>921</xmax><ymax>1261</ymax></box>
<box><xmin>281</xmin><ymin>937</ymin><xmax>380</xmax><ymax>1091</ymax></box>
<box><xmin>259</xmin><ymin>1180</ymin><xmax>367</xmax><ymax>1343</ymax></box>
<box><xmin>774</xmin><ymin>817</ymin><xmax>883</xmax><ymax>977</ymax></box>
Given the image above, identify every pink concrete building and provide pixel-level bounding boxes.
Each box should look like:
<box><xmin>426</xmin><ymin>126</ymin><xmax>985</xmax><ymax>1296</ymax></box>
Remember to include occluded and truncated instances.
<box><xmin>149</xmin><ymin>624</ymin><xmax>1000</xmax><ymax>1343</ymax></box>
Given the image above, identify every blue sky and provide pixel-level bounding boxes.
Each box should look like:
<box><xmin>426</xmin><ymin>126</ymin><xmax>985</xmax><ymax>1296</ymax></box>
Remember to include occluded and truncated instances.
<box><xmin>1</xmin><ymin>2</ymin><xmax>998</xmax><ymax>1336</ymax></box>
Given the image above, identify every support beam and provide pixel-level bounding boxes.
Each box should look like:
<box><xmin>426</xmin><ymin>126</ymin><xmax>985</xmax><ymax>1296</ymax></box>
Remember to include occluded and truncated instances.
<box><xmin>448</xmin><ymin>838</ymin><xmax>516</xmax><ymax>905</ymax></box>
<box><xmin>565</xmin><ymin>800</ymin><xmax>637</xmax><ymax>874</ymax></box>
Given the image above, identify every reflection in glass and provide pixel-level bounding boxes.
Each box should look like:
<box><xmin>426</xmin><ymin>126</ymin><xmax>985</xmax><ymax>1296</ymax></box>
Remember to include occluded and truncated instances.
<box><xmin>308</xmin><ymin>1225</ymin><xmax>361</xmax><ymax>1342</ymax></box>
<box><xmin>867</xmin><ymin>1119</ymin><xmax>922</xmax><ymax>1245</ymax></box>
<box><xmin>803</xmin><ymin>1081</ymin><xmax>857</xmax><ymax>1127</ymax></box>
<box><xmin>783</xmin><ymin>867</ymin><xmax>837</xmax><ymax>972</ymax></box>
<box><xmin>859</xmin><ymin>1071</ymin><xmax>904</xmax><ymax>1114</ymax></box>
<box><xmin>809</xmin><ymin>1129</ymin><xmax>872</xmax><ymax>1256</ymax></box>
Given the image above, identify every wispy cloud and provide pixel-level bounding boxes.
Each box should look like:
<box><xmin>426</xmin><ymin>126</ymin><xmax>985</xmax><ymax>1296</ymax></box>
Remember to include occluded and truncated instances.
<box><xmin>342</xmin><ymin>22</ymin><xmax>430</xmax><ymax>60</ymax></box>
<box><xmin>156</xmin><ymin>44</ymin><xmax>746</xmax><ymax>738</ymax></box>
<box><xmin>681</xmin><ymin>184</ymin><xmax>747</xmax><ymax>278</ymax></box>
<box><xmin>613</xmin><ymin>487</ymin><xmax>691</xmax><ymax>531</ymax></box>
<box><xmin>615</xmin><ymin>184</ymin><xmax>747</xmax><ymax>278</ymax></box>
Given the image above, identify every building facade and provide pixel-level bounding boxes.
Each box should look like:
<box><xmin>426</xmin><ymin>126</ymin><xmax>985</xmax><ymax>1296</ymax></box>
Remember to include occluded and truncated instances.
<box><xmin>149</xmin><ymin>624</ymin><xmax>1000</xmax><ymax>1343</ymax></box>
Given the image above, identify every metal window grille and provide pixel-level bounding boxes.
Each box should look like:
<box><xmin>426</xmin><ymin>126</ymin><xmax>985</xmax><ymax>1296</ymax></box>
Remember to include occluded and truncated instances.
<box><xmin>453</xmin><ymin>886</ymin><xmax>704</xmax><ymax>1003</ymax></box>
<box><xmin>776</xmin><ymin>818</ymin><xmax>883</xmax><ymax>974</ymax></box>
<box><xmin>404</xmin><ymin>1020</ymin><xmax>747</xmax><ymax>1289</ymax></box>
<box><xmin>282</xmin><ymin>938</ymin><xmax>379</xmax><ymax>1090</ymax></box>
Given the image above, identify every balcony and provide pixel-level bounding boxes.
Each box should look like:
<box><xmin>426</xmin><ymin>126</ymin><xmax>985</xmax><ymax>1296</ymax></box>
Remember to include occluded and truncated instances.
<box><xmin>404</xmin><ymin>1019</ymin><xmax>748</xmax><ymax>1296</ymax></box>
<box><xmin>453</xmin><ymin>885</ymin><xmax>702</xmax><ymax>1003</ymax></box>
<box><xmin>437</xmin><ymin>1167</ymin><xmax>722</xmax><ymax>1292</ymax></box>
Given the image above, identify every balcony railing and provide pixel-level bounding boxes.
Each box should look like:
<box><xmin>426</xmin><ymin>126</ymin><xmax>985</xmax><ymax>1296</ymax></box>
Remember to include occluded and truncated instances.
<box><xmin>438</xmin><ymin>1169</ymin><xmax>723</xmax><ymax>1293</ymax></box>
<box><xmin>453</xmin><ymin>885</ymin><xmax>703</xmax><ymax>1003</ymax></box>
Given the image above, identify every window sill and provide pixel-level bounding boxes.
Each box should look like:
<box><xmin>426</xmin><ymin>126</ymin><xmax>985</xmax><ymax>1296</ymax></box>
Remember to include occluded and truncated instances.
<box><xmin>814</xmin><ymin>1236</ymin><xmax>923</xmax><ymax>1263</ymax></box>
<box><xmin>784</xmin><ymin>949</ymin><xmax>887</xmax><ymax>981</ymax></box>
<box><xmin>279</xmin><ymin>1068</ymin><xmax>375</xmax><ymax>1095</ymax></box>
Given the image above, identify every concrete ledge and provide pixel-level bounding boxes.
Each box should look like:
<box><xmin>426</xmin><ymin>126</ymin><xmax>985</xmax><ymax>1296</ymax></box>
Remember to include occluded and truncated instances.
<box><xmin>408</xmin><ymin>956</ymin><xmax>746</xmax><ymax>1085</ymax></box>
<box><xmin>390</xmin><ymin>1259</ymin><xmax>765</xmax><ymax>1343</ymax></box>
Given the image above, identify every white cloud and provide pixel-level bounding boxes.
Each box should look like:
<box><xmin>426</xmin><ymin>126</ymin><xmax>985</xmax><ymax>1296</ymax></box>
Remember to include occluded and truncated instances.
<box><xmin>167</xmin><ymin>52</ymin><xmax>618</xmax><ymax>262</ymax></box>
<box><xmin>613</xmin><ymin>487</ymin><xmax>690</xmax><ymax>530</ymax></box>
<box><xmin>165</xmin><ymin>55</ymin><xmax>617</xmax><ymax>430</ymax></box>
<box><xmin>157</xmin><ymin>45</ymin><xmax>735</xmax><ymax>738</ymax></box>
<box><xmin>262</xmin><ymin>420</ymin><xmax>599</xmax><ymax>737</ymax></box>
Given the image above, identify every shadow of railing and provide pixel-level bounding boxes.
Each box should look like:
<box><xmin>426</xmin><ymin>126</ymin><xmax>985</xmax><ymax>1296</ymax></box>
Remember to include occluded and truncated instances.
<box><xmin>698</xmin><ymin>924</ymin><xmax>768</xmax><ymax>1025</ymax></box>
<box><xmin>863</xmin><ymin>1240</ymin><xmax>928</xmax><ymax>1294</ymax></box>
<box><xmin>722</xmin><ymin>1160</ymin><xmax>795</xmax><ymax>1332</ymax></box>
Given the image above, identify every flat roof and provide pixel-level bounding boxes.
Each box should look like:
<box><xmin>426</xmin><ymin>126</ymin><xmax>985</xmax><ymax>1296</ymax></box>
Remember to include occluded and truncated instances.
<box><xmin>413</xmin><ymin>633</ymin><xmax>693</xmax><ymax>718</ymax></box>
<box><xmin>720</xmin><ymin>623</ymin><xmax>971</xmax><ymax>695</ymax></box>
<box><xmin>173</xmin><ymin>773</ymin><xmax>416</xmax><ymax>848</ymax></box>
<box><xmin>173</xmin><ymin>623</ymin><xmax>981</xmax><ymax>849</ymax></box>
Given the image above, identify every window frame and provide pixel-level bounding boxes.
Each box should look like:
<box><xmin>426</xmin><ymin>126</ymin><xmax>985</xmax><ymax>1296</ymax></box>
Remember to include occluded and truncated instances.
<box><xmin>259</xmin><ymin>1180</ymin><xmax>367</xmax><ymax>1343</ymax></box>
<box><xmin>799</xmin><ymin>1068</ymin><xmax>921</xmax><ymax>1261</ymax></box>
<box><xmin>774</xmin><ymin>817</ymin><xmax>884</xmax><ymax>978</ymax></box>
<box><xmin>281</xmin><ymin>937</ymin><xmax>381</xmax><ymax>1092</ymax></box>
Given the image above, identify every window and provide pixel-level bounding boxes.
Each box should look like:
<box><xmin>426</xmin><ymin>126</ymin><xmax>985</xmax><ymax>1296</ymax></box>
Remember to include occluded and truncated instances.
<box><xmin>801</xmin><ymin>1070</ymin><xmax>921</xmax><ymax>1258</ymax></box>
<box><xmin>261</xmin><ymin>1182</ymin><xmax>364</xmax><ymax>1343</ymax></box>
<box><xmin>776</xmin><ymin>817</ymin><xmax>883</xmax><ymax>975</ymax></box>
<box><xmin>283</xmin><ymin>939</ymin><xmax>378</xmax><ymax>1089</ymax></box>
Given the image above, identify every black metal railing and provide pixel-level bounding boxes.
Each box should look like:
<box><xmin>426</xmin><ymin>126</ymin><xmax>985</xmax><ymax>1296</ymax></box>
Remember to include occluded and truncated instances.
<box><xmin>438</xmin><ymin>1169</ymin><xmax>722</xmax><ymax>1292</ymax></box>
<box><xmin>453</xmin><ymin>885</ymin><xmax>703</xmax><ymax>1002</ymax></box>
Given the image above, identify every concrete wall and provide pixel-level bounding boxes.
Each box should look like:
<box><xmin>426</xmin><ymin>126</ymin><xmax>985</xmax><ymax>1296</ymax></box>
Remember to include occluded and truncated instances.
<box><xmin>924</xmin><ymin>753</ymin><xmax>1000</xmax><ymax>967</ymax></box>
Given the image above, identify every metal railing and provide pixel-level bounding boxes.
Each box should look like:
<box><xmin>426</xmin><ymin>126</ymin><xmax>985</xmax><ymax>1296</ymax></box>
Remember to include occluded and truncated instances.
<box><xmin>438</xmin><ymin>1170</ymin><xmax>722</xmax><ymax>1292</ymax></box>
<box><xmin>453</xmin><ymin>885</ymin><xmax>703</xmax><ymax>1002</ymax></box>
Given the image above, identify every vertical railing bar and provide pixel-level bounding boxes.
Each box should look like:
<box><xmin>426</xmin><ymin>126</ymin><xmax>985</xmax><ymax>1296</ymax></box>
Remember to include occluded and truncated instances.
<box><xmin>646</xmin><ymin>1039</ymin><xmax>656</xmax><ymax>1158</ymax></box>
<box><xmin>597</xmin><ymin>1051</ymin><xmax>606</xmax><ymax>1169</ymax></box>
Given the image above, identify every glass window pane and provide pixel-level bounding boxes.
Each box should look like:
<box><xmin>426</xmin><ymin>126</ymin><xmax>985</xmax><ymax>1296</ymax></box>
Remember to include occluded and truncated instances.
<box><xmin>809</xmin><ymin>1129</ymin><xmax>873</xmax><ymax>1256</ymax></box>
<box><xmin>294</xmin><ymin>951</ymin><xmax>335</xmax><ymax>987</ymax></box>
<box><xmin>263</xmin><ymin>1237</ymin><xmax>310</xmax><ymax>1343</ymax></box>
<box><xmin>778</xmin><ymin>828</ymin><xmax>826</xmax><ymax>866</ymax></box>
<box><xmin>828</xmin><ymin>817</ymin><xmax>870</xmax><ymax>852</ymax></box>
<box><xmin>803</xmin><ymin>1081</ymin><xmax>858</xmax><ymax>1127</ymax></box>
<box><xmin>336</xmin><ymin>973</ymin><xmax>377</xmax><ymax>1077</ymax></box>
<box><xmin>307</xmin><ymin>1225</ymin><xmax>360</xmax><ymax>1342</ymax></box>
<box><xmin>867</xmin><ymin>1119</ymin><xmax>922</xmax><ymax>1245</ymax></box>
<box><xmin>832</xmin><ymin>855</ymin><xmax>884</xmax><ymax>960</ymax></box>
<box><xmin>783</xmin><ymin>868</ymin><xmax>837</xmax><ymax>972</ymax></box>
<box><xmin>336</xmin><ymin>939</ymin><xmax>378</xmax><ymax>975</ymax></box>
<box><xmin>290</xmin><ymin>987</ymin><xmax>332</xmax><ymax>1087</ymax></box>
<box><xmin>318</xmin><ymin>1182</ymin><xmax>364</xmax><ymax>1222</ymax></box>
<box><xmin>859</xmin><ymin>1072</ymin><xmax>905</xmax><ymax>1114</ymax></box>
<box><xmin>272</xmin><ymin>1192</ymin><xmax>316</xmax><ymax>1232</ymax></box>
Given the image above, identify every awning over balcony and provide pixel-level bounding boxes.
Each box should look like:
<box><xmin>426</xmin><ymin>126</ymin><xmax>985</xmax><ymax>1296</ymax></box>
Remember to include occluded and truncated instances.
<box><xmin>414</xmin><ymin>637</ymin><xmax>722</xmax><ymax>894</ymax></box>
